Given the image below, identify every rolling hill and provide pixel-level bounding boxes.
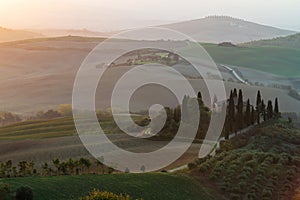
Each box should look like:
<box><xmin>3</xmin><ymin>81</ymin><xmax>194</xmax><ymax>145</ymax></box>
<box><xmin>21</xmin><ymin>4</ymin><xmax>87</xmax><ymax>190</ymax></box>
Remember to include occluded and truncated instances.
<box><xmin>188</xmin><ymin>120</ymin><xmax>300</xmax><ymax>200</ymax></box>
<box><xmin>1</xmin><ymin>16</ymin><xmax>297</xmax><ymax>45</ymax></box>
<box><xmin>24</xmin><ymin>16</ymin><xmax>297</xmax><ymax>44</ymax></box>
<box><xmin>0</xmin><ymin>27</ymin><xmax>43</xmax><ymax>42</ymax></box>
<box><xmin>1</xmin><ymin>119</ymin><xmax>299</xmax><ymax>200</ymax></box>
<box><xmin>0</xmin><ymin>36</ymin><xmax>300</xmax><ymax>114</ymax></box>
<box><xmin>160</xmin><ymin>16</ymin><xmax>296</xmax><ymax>43</ymax></box>
<box><xmin>243</xmin><ymin>33</ymin><xmax>300</xmax><ymax>48</ymax></box>
<box><xmin>28</xmin><ymin>28</ymin><xmax>118</xmax><ymax>38</ymax></box>
<box><xmin>202</xmin><ymin>43</ymin><xmax>300</xmax><ymax>77</ymax></box>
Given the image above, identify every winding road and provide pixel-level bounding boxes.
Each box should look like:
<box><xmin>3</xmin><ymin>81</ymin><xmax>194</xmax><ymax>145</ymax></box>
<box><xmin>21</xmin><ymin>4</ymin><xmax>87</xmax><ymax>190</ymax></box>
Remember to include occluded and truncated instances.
<box><xmin>221</xmin><ymin>64</ymin><xmax>249</xmax><ymax>85</ymax></box>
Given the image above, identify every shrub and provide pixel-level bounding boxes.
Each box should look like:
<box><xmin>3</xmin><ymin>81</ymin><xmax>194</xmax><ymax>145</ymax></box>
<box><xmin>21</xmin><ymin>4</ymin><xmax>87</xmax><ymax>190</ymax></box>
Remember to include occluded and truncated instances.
<box><xmin>16</xmin><ymin>186</ymin><xmax>33</xmax><ymax>200</ymax></box>
<box><xmin>79</xmin><ymin>189</ymin><xmax>142</xmax><ymax>200</ymax></box>
<box><xmin>187</xmin><ymin>162</ymin><xmax>197</xmax><ymax>170</ymax></box>
<box><xmin>245</xmin><ymin>160</ymin><xmax>256</xmax><ymax>168</ymax></box>
<box><xmin>238</xmin><ymin>173</ymin><xmax>248</xmax><ymax>181</ymax></box>
<box><xmin>262</xmin><ymin>189</ymin><xmax>272</xmax><ymax>198</ymax></box>
<box><xmin>245</xmin><ymin>192</ymin><xmax>256</xmax><ymax>200</ymax></box>
<box><xmin>236</xmin><ymin>183</ymin><xmax>246</xmax><ymax>194</ymax></box>
<box><xmin>0</xmin><ymin>183</ymin><xmax>12</xmax><ymax>200</ymax></box>
<box><xmin>198</xmin><ymin>163</ymin><xmax>210</xmax><ymax>173</ymax></box>
<box><xmin>229</xmin><ymin>193</ymin><xmax>240</xmax><ymax>200</ymax></box>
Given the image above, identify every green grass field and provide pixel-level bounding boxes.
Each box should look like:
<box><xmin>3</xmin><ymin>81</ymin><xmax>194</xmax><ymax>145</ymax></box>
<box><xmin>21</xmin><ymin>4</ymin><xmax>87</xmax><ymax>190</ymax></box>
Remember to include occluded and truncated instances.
<box><xmin>201</xmin><ymin>43</ymin><xmax>300</xmax><ymax>77</ymax></box>
<box><xmin>3</xmin><ymin>173</ymin><xmax>214</xmax><ymax>200</ymax></box>
<box><xmin>0</xmin><ymin>117</ymin><xmax>76</xmax><ymax>140</ymax></box>
<box><xmin>243</xmin><ymin>33</ymin><xmax>300</xmax><ymax>49</ymax></box>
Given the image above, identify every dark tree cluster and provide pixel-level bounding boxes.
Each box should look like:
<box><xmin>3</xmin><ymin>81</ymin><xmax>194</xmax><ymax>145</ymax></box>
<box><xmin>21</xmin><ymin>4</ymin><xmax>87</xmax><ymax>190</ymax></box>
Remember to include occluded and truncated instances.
<box><xmin>224</xmin><ymin>89</ymin><xmax>281</xmax><ymax>139</ymax></box>
<box><xmin>152</xmin><ymin>89</ymin><xmax>280</xmax><ymax>141</ymax></box>
<box><xmin>152</xmin><ymin>91</ymin><xmax>211</xmax><ymax>140</ymax></box>
<box><xmin>0</xmin><ymin>111</ymin><xmax>22</xmax><ymax>126</ymax></box>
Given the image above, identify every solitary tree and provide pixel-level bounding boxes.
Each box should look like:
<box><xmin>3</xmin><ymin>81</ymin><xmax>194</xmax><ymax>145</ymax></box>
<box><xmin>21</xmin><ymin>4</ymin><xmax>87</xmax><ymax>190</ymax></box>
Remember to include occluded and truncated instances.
<box><xmin>52</xmin><ymin>159</ymin><xmax>60</xmax><ymax>175</ymax></box>
<box><xmin>59</xmin><ymin>162</ymin><xmax>67</xmax><ymax>175</ymax></box>
<box><xmin>18</xmin><ymin>161</ymin><xmax>27</xmax><ymax>176</ymax></box>
<box><xmin>140</xmin><ymin>165</ymin><xmax>146</xmax><ymax>172</ymax></box>
<box><xmin>197</xmin><ymin>91</ymin><xmax>204</xmax><ymax>106</ymax></box>
<box><xmin>41</xmin><ymin>162</ymin><xmax>51</xmax><ymax>176</ymax></box>
<box><xmin>5</xmin><ymin>160</ymin><xmax>12</xmax><ymax>177</ymax></box>
<box><xmin>79</xmin><ymin>158</ymin><xmax>91</xmax><ymax>173</ymax></box>
<box><xmin>66</xmin><ymin>158</ymin><xmax>75</xmax><ymax>174</ymax></box>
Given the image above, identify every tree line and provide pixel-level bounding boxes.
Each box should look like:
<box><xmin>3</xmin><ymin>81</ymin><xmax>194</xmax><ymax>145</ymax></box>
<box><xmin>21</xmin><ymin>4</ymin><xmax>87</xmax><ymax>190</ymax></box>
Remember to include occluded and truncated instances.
<box><xmin>152</xmin><ymin>88</ymin><xmax>280</xmax><ymax>140</ymax></box>
<box><xmin>224</xmin><ymin>88</ymin><xmax>280</xmax><ymax>139</ymax></box>
<box><xmin>0</xmin><ymin>157</ymin><xmax>114</xmax><ymax>178</ymax></box>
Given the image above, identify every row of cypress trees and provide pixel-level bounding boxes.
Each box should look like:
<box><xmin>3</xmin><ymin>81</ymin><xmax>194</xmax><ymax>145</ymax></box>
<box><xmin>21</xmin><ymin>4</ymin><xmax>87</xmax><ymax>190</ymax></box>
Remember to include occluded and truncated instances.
<box><xmin>154</xmin><ymin>89</ymin><xmax>280</xmax><ymax>141</ymax></box>
<box><xmin>225</xmin><ymin>88</ymin><xmax>280</xmax><ymax>139</ymax></box>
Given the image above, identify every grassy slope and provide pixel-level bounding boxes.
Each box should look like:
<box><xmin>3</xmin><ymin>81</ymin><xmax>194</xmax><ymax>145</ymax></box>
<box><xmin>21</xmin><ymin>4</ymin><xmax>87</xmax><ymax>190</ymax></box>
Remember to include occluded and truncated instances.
<box><xmin>188</xmin><ymin>120</ymin><xmax>300</xmax><ymax>200</ymax></box>
<box><xmin>0</xmin><ymin>116</ymin><xmax>124</xmax><ymax>140</ymax></box>
<box><xmin>0</xmin><ymin>118</ymin><xmax>76</xmax><ymax>140</ymax></box>
<box><xmin>243</xmin><ymin>33</ymin><xmax>300</xmax><ymax>49</ymax></box>
<box><xmin>2</xmin><ymin>36</ymin><xmax>299</xmax><ymax>78</ymax></box>
<box><xmin>202</xmin><ymin>43</ymin><xmax>300</xmax><ymax>77</ymax></box>
<box><xmin>3</xmin><ymin>173</ymin><xmax>215</xmax><ymax>200</ymax></box>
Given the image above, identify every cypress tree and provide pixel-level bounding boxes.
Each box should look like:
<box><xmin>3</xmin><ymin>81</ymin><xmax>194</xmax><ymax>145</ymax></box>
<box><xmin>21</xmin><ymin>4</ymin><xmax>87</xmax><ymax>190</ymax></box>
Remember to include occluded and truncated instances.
<box><xmin>174</xmin><ymin>105</ymin><xmax>181</xmax><ymax>123</ymax></box>
<box><xmin>233</xmin><ymin>88</ymin><xmax>238</xmax><ymax>98</ymax></box>
<box><xmin>245</xmin><ymin>99</ymin><xmax>251</xmax><ymax>126</ymax></box>
<box><xmin>237</xmin><ymin>89</ymin><xmax>244</xmax><ymax>129</ymax></box>
<box><xmin>274</xmin><ymin>98</ymin><xmax>280</xmax><ymax>118</ymax></box>
<box><xmin>251</xmin><ymin>106</ymin><xmax>255</xmax><ymax>125</ymax></box>
<box><xmin>256</xmin><ymin>90</ymin><xmax>262</xmax><ymax>124</ymax></box>
<box><xmin>197</xmin><ymin>91</ymin><xmax>202</xmax><ymax>99</ymax></box>
<box><xmin>197</xmin><ymin>91</ymin><xmax>204</xmax><ymax>106</ymax></box>
<box><xmin>267</xmin><ymin>100</ymin><xmax>273</xmax><ymax>120</ymax></box>
<box><xmin>182</xmin><ymin>95</ymin><xmax>189</xmax><ymax>123</ymax></box>
<box><xmin>261</xmin><ymin>100</ymin><xmax>266</xmax><ymax>121</ymax></box>
<box><xmin>237</xmin><ymin>89</ymin><xmax>243</xmax><ymax>112</ymax></box>
<box><xmin>228</xmin><ymin>90</ymin><xmax>235</xmax><ymax>136</ymax></box>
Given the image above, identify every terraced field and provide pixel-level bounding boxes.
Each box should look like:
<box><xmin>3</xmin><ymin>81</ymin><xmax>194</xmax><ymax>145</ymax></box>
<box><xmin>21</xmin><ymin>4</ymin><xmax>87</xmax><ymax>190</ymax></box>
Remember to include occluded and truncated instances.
<box><xmin>0</xmin><ymin>116</ymin><xmax>124</xmax><ymax>140</ymax></box>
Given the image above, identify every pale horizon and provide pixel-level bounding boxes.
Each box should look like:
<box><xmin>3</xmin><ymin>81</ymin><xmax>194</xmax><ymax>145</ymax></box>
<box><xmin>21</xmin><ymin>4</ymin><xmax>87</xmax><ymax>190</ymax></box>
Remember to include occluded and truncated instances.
<box><xmin>0</xmin><ymin>0</ymin><xmax>300</xmax><ymax>32</ymax></box>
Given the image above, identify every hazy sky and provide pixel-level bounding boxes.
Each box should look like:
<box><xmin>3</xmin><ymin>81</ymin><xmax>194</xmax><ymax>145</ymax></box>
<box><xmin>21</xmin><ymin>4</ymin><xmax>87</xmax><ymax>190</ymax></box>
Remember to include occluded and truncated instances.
<box><xmin>0</xmin><ymin>0</ymin><xmax>300</xmax><ymax>31</ymax></box>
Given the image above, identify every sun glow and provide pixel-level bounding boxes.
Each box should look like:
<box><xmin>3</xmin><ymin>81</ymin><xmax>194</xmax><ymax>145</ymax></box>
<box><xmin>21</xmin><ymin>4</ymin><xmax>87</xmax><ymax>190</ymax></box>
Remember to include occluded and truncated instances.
<box><xmin>0</xmin><ymin>0</ymin><xmax>300</xmax><ymax>31</ymax></box>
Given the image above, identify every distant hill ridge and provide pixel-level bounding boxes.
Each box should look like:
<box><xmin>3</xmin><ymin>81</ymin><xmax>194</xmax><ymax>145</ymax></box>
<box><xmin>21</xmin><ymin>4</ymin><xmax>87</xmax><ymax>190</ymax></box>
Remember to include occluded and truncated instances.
<box><xmin>160</xmin><ymin>16</ymin><xmax>296</xmax><ymax>43</ymax></box>
<box><xmin>243</xmin><ymin>33</ymin><xmax>300</xmax><ymax>48</ymax></box>
<box><xmin>28</xmin><ymin>28</ymin><xmax>118</xmax><ymax>38</ymax></box>
<box><xmin>0</xmin><ymin>16</ymin><xmax>297</xmax><ymax>43</ymax></box>
<box><xmin>0</xmin><ymin>27</ymin><xmax>43</xmax><ymax>42</ymax></box>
